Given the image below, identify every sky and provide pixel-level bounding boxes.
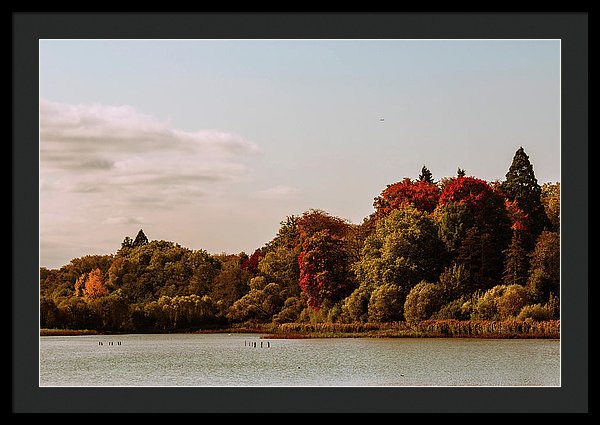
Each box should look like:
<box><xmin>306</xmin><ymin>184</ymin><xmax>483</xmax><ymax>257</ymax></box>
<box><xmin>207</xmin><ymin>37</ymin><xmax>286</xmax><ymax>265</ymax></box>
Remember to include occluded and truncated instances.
<box><xmin>39</xmin><ymin>39</ymin><xmax>561</xmax><ymax>269</ymax></box>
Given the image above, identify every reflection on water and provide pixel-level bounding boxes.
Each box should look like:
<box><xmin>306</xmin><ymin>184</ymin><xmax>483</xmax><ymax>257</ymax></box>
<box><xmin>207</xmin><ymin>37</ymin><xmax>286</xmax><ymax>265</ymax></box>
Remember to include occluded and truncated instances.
<box><xmin>40</xmin><ymin>333</ymin><xmax>560</xmax><ymax>387</ymax></box>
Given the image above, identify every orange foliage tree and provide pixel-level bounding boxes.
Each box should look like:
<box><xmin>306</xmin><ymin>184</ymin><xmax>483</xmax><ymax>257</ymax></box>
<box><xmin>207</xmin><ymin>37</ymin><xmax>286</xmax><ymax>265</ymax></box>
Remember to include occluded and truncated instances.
<box><xmin>84</xmin><ymin>268</ymin><xmax>108</xmax><ymax>299</ymax></box>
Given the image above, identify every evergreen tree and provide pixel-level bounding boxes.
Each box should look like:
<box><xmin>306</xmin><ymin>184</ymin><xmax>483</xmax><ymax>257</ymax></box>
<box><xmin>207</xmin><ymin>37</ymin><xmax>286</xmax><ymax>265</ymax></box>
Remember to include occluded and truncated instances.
<box><xmin>121</xmin><ymin>236</ymin><xmax>134</xmax><ymax>249</ymax></box>
<box><xmin>418</xmin><ymin>165</ymin><xmax>434</xmax><ymax>183</ymax></box>
<box><xmin>502</xmin><ymin>232</ymin><xmax>530</xmax><ymax>286</ymax></box>
<box><xmin>499</xmin><ymin>147</ymin><xmax>549</xmax><ymax>248</ymax></box>
<box><xmin>133</xmin><ymin>229</ymin><xmax>149</xmax><ymax>247</ymax></box>
<box><xmin>455</xmin><ymin>227</ymin><xmax>499</xmax><ymax>292</ymax></box>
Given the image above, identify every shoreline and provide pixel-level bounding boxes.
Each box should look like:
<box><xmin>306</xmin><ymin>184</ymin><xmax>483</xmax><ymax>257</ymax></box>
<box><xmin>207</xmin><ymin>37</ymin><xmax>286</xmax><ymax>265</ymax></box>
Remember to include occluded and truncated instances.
<box><xmin>40</xmin><ymin>319</ymin><xmax>560</xmax><ymax>339</ymax></box>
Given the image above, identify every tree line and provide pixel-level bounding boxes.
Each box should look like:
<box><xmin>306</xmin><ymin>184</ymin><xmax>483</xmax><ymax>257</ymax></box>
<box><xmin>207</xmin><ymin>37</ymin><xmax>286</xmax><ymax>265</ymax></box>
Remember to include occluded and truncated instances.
<box><xmin>40</xmin><ymin>147</ymin><xmax>560</xmax><ymax>333</ymax></box>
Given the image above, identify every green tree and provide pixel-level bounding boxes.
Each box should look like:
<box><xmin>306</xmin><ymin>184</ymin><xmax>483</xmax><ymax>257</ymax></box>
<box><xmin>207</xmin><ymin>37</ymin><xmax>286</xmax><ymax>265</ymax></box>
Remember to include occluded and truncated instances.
<box><xmin>133</xmin><ymin>229</ymin><xmax>149</xmax><ymax>247</ymax></box>
<box><xmin>499</xmin><ymin>147</ymin><xmax>550</xmax><ymax>247</ymax></box>
<box><xmin>209</xmin><ymin>255</ymin><xmax>252</xmax><ymax>312</ymax></box>
<box><xmin>502</xmin><ymin>232</ymin><xmax>530</xmax><ymax>286</ymax></box>
<box><xmin>354</xmin><ymin>205</ymin><xmax>447</xmax><ymax>291</ymax></box>
<box><xmin>541</xmin><ymin>182</ymin><xmax>560</xmax><ymax>232</ymax></box>
<box><xmin>341</xmin><ymin>286</ymin><xmax>371</xmax><ymax>323</ymax></box>
<box><xmin>455</xmin><ymin>227</ymin><xmax>501</xmax><ymax>292</ymax></box>
<box><xmin>438</xmin><ymin>263</ymin><xmax>470</xmax><ymax>298</ymax></box>
<box><xmin>434</xmin><ymin>202</ymin><xmax>475</xmax><ymax>255</ymax></box>
<box><xmin>40</xmin><ymin>296</ymin><xmax>61</xmax><ymax>329</ymax></box>
<box><xmin>258</xmin><ymin>245</ymin><xmax>301</xmax><ymax>298</ymax></box>
<box><xmin>471</xmin><ymin>284</ymin><xmax>529</xmax><ymax>320</ymax></box>
<box><xmin>228</xmin><ymin>278</ymin><xmax>285</xmax><ymax>323</ymax></box>
<box><xmin>527</xmin><ymin>231</ymin><xmax>560</xmax><ymax>303</ymax></box>
<box><xmin>418</xmin><ymin>165</ymin><xmax>434</xmax><ymax>183</ymax></box>
<box><xmin>367</xmin><ymin>283</ymin><xmax>404</xmax><ymax>322</ymax></box>
<box><xmin>273</xmin><ymin>296</ymin><xmax>306</xmax><ymax>324</ymax></box>
<box><xmin>496</xmin><ymin>284</ymin><xmax>530</xmax><ymax>319</ymax></box>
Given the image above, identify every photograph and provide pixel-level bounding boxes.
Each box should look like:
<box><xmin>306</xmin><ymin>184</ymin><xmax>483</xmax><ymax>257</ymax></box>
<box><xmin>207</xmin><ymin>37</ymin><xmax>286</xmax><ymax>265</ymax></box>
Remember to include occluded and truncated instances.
<box><xmin>12</xmin><ymin>12</ymin><xmax>588</xmax><ymax>414</ymax></box>
<box><xmin>38</xmin><ymin>38</ymin><xmax>561</xmax><ymax>388</ymax></box>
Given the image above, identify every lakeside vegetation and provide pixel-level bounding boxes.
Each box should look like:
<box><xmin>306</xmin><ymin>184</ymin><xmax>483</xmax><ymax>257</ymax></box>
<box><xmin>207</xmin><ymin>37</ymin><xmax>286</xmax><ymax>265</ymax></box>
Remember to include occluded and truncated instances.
<box><xmin>40</xmin><ymin>147</ymin><xmax>560</xmax><ymax>338</ymax></box>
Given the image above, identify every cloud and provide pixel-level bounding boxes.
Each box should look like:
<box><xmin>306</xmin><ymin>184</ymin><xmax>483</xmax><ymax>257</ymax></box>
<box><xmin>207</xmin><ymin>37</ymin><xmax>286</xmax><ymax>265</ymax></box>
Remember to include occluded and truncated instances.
<box><xmin>252</xmin><ymin>185</ymin><xmax>299</xmax><ymax>200</ymax></box>
<box><xmin>40</xmin><ymin>98</ymin><xmax>258</xmax><ymax>169</ymax></box>
<box><xmin>40</xmin><ymin>99</ymin><xmax>258</xmax><ymax>204</ymax></box>
<box><xmin>40</xmin><ymin>99</ymin><xmax>258</xmax><ymax>156</ymax></box>
<box><xmin>103</xmin><ymin>216</ymin><xmax>145</xmax><ymax>225</ymax></box>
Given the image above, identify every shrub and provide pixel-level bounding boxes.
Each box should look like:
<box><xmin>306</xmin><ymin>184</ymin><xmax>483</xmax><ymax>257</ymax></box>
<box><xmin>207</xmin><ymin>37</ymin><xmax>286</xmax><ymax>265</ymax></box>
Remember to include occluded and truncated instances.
<box><xmin>368</xmin><ymin>283</ymin><xmax>403</xmax><ymax>322</ymax></box>
<box><xmin>403</xmin><ymin>281</ymin><xmax>445</xmax><ymax>324</ymax></box>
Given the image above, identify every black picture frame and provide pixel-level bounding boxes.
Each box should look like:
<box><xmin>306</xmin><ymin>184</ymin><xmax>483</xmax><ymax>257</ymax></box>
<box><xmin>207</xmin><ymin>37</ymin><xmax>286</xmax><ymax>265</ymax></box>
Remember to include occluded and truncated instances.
<box><xmin>13</xmin><ymin>12</ymin><xmax>588</xmax><ymax>413</ymax></box>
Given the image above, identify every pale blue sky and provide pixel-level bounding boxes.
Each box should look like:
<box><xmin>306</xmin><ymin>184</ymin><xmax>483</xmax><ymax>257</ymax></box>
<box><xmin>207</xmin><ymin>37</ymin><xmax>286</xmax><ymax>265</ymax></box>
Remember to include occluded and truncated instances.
<box><xmin>39</xmin><ymin>39</ymin><xmax>560</xmax><ymax>268</ymax></box>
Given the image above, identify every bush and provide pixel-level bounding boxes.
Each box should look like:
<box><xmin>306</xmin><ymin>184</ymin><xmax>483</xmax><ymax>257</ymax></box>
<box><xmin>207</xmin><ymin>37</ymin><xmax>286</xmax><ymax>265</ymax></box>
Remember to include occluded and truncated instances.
<box><xmin>368</xmin><ymin>283</ymin><xmax>403</xmax><ymax>322</ymax></box>
<box><xmin>517</xmin><ymin>303</ymin><xmax>553</xmax><ymax>321</ymax></box>
<box><xmin>403</xmin><ymin>281</ymin><xmax>445</xmax><ymax>324</ymax></box>
<box><xmin>472</xmin><ymin>284</ymin><xmax>529</xmax><ymax>320</ymax></box>
<box><xmin>431</xmin><ymin>298</ymin><xmax>470</xmax><ymax>320</ymax></box>
<box><xmin>341</xmin><ymin>286</ymin><xmax>371</xmax><ymax>323</ymax></box>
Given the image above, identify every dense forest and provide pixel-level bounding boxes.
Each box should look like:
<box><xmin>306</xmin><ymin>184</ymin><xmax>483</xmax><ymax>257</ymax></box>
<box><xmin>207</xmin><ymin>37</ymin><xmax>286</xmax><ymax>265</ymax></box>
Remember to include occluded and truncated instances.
<box><xmin>40</xmin><ymin>147</ymin><xmax>560</xmax><ymax>334</ymax></box>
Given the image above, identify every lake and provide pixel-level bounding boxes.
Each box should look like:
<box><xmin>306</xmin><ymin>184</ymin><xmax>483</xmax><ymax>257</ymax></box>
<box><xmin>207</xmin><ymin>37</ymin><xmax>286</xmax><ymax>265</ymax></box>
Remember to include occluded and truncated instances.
<box><xmin>39</xmin><ymin>333</ymin><xmax>560</xmax><ymax>387</ymax></box>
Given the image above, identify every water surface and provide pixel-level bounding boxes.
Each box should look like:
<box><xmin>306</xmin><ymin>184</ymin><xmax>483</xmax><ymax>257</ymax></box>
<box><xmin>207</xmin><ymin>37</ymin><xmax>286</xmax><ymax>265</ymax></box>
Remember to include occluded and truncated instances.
<box><xmin>39</xmin><ymin>333</ymin><xmax>560</xmax><ymax>387</ymax></box>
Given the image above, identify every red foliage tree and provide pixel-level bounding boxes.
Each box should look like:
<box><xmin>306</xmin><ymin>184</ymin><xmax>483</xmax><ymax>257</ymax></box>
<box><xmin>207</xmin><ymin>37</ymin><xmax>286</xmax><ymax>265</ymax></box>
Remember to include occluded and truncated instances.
<box><xmin>438</xmin><ymin>176</ymin><xmax>496</xmax><ymax>209</ymax></box>
<box><xmin>297</xmin><ymin>231</ymin><xmax>353</xmax><ymax>309</ymax></box>
<box><xmin>504</xmin><ymin>199</ymin><xmax>529</xmax><ymax>232</ymax></box>
<box><xmin>374</xmin><ymin>178</ymin><xmax>441</xmax><ymax>217</ymax></box>
<box><xmin>296</xmin><ymin>209</ymin><xmax>348</xmax><ymax>245</ymax></box>
<box><xmin>295</xmin><ymin>210</ymin><xmax>354</xmax><ymax>309</ymax></box>
<box><xmin>241</xmin><ymin>248</ymin><xmax>264</xmax><ymax>273</ymax></box>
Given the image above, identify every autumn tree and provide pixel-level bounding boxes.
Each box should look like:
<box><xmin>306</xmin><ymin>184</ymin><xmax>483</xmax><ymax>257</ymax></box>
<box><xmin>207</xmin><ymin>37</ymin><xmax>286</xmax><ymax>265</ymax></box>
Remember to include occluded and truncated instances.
<box><xmin>295</xmin><ymin>210</ymin><xmax>354</xmax><ymax>309</ymax></box>
<box><xmin>40</xmin><ymin>297</ymin><xmax>61</xmax><ymax>329</ymax></box>
<box><xmin>298</xmin><ymin>230</ymin><xmax>354</xmax><ymax>309</ymax></box>
<box><xmin>471</xmin><ymin>284</ymin><xmax>529</xmax><ymax>320</ymax></box>
<box><xmin>374</xmin><ymin>178</ymin><xmax>441</xmax><ymax>216</ymax></box>
<box><xmin>437</xmin><ymin>176</ymin><xmax>512</xmax><ymax>289</ymax></box>
<box><xmin>209</xmin><ymin>254</ymin><xmax>252</xmax><ymax>311</ymax></box>
<box><xmin>296</xmin><ymin>209</ymin><xmax>348</xmax><ymax>245</ymax></box>
<box><xmin>264</xmin><ymin>215</ymin><xmax>299</xmax><ymax>251</ymax></box>
<box><xmin>240</xmin><ymin>248</ymin><xmax>264</xmax><ymax>274</ymax></box>
<box><xmin>84</xmin><ymin>268</ymin><xmax>108</xmax><ymax>299</ymax></box>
